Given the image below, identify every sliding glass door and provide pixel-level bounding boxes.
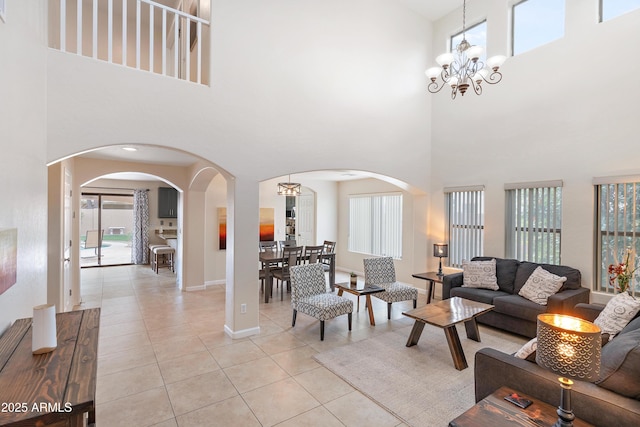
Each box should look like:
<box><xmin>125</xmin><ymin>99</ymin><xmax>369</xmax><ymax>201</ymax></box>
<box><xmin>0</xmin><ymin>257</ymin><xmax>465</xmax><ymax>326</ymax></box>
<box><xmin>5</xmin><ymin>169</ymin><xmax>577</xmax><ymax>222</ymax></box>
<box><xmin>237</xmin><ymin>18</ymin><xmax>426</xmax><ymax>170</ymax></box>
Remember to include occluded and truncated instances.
<box><xmin>80</xmin><ymin>193</ymin><xmax>134</xmax><ymax>267</ymax></box>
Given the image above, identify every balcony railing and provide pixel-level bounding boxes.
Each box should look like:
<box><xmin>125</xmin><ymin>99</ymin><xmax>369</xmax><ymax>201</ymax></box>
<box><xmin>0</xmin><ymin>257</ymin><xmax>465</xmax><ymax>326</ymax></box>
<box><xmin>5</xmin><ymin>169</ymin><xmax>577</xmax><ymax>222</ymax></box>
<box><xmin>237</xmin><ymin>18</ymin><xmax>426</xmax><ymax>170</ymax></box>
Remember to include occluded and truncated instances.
<box><xmin>49</xmin><ymin>0</ymin><xmax>210</xmax><ymax>85</ymax></box>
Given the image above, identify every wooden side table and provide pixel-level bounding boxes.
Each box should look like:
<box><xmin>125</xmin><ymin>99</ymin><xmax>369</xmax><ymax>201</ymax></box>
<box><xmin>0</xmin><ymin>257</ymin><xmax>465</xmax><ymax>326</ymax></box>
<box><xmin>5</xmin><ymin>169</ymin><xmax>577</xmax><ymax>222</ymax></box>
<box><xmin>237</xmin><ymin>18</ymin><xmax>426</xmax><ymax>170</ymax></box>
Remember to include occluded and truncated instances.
<box><xmin>0</xmin><ymin>308</ymin><xmax>100</xmax><ymax>427</ymax></box>
<box><xmin>335</xmin><ymin>282</ymin><xmax>384</xmax><ymax>326</ymax></box>
<box><xmin>449</xmin><ymin>386</ymin><xmax>594</xmax><ymax>427</ymax></box>
<box><xmin>411</xmin><ymin>271</ymin><xmax>444</xmax><ymax>304</ymax></box>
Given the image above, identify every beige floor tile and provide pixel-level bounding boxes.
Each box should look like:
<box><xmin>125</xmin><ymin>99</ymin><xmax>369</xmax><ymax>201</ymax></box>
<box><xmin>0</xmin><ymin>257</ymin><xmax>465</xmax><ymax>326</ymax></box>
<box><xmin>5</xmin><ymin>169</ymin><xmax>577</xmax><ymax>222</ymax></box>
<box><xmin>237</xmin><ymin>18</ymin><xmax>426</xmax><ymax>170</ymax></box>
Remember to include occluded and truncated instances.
<box><xmin>251</xmin><ymin>331</ymin><xmax>307</xmax><ymax>355</ymax></box>
<box><xmin>241</xmin><ymin>377</ymin><xmax>320</xmax><ymax>426</ymax></box>
<box><xmin>100</xmin><ymin>310</ymin><xmax>144</xmax><ymax>327</ymax></box>
<box><xmin>209</xmin><ymin>340</ymin><xmax>267</xmax><ymax>368</ymax></box>
<box><xmin>98</xmin><ymin>331</ymin><xmax>151</xmax><ymax>357</ymax></box>
<box><xmin>324</xmin><ymin>390</ymin><xmax>400</xmax><ymax>427</ymax></box>
<box><xmin>158</xmin><ymin>351</ymin><xmax>220</xmax><ymax>384</ymax></box>
<box><xmin>294</xmin><ymin>366</ymin><xmax>354</xmax><ymax>404</ymax></box>
<box><xmin>97</xmin><ymin>363</ymin><xmax>164</xmax><ymax>403</ymax></box>
<box><xmin>275</xmin><ymin>405</ymin><xmax>345</xmax><ymax>427</ymax></box>
<box><xmin>199</xmin><ymin>329</ymin><xmax>247</xmax><ymax>350</ymax></box>
<box><xmin>152</xmin><ymin>335</ymin><xmax>207</xmax><ymax>362</ymax></box>
<box><xmin>95</xmin><ymin>386</ymin><xmax>175</xmax><ymax>427</ymax></box>
<box><xmin>147</xmin><ymin>323</ymin><xmax>197</xmax><ymax>344</ymax></box>
<box><xmin>270</xmin><ymin>345</ymin><xmax>320</xmax><ymax>376</ymax></box>
<box><xmin>97</xmin><ymin>344</ymin><xmax>157</xmax><ymax>377</ymax></box>
<box><xmin>223</xmin><ymin>356</ymin><xmax>289</xmax><ymax>394</ymax></box>
<box><xmin>151</xmin><ymin>419</ymin><xmax>178</xmax><ymax>427</ymax></box>
<box><xmin>175</xmin><ymin>396</ymin><xmax>260</xmax><ymax>427</ymax></box>
<box><xmin>165</xmin><ymin>370</ymin><xmax>238</xmax><ymax>416</ymax></box>
<box><xmin>100</xmin><ymin>319</ymin><xmax>147</xmax><ymax>339</ymax></box>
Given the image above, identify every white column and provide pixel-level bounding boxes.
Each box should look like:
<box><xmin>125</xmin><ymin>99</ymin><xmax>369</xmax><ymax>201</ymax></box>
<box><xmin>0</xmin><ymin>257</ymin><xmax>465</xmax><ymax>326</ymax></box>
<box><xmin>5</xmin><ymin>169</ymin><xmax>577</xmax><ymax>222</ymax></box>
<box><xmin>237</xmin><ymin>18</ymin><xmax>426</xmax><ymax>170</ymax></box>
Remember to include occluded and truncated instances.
<box><xmin>181</xmin><ymin>189</ymin><xmax>205</xmax><ymax>291</ymax></box>
<box><xmin>224</xmin><ymin>177</ymin><xmax>260</xmax><ymax>339</ymax></box>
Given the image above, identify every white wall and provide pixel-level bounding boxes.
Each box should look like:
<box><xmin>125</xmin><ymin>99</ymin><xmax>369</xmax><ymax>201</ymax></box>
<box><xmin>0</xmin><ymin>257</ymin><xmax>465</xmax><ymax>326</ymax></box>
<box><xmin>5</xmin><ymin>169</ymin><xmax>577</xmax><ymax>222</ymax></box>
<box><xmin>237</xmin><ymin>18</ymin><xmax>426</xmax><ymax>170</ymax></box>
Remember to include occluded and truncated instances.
<box><xmin>429</xmin><ymin>0</ymin><xmax>640</xmax><ymax>303</ymax></box>
<box><xmin>0</xmin><ymin>1</ymin><xmax>48</xmax><ymax>332</ymax></box>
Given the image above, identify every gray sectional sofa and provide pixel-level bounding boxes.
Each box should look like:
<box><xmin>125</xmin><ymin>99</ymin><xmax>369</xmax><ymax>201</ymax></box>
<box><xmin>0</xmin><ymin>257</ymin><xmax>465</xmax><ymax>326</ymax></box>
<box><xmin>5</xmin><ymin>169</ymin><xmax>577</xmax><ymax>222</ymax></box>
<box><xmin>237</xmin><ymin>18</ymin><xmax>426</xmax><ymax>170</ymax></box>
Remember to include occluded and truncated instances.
<box><xmin>442</xmin><ymin>256</ymin><xmax>590</xmax><ymax>337</ymax></box>
<box><xmin>475</xmin><ymin>303</ymin><xmax>640</xmax><ymax>426</ymax></box>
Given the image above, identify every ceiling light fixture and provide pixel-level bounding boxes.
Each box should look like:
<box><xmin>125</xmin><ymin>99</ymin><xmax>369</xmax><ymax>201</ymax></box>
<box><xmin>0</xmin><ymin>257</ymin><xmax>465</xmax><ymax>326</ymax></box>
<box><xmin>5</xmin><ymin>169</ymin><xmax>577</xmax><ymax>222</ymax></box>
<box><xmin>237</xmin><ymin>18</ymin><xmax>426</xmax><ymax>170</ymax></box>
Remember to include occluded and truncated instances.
<box><xmin>425</xmin><ymin>0</ymin><xmax>506</xmax><ymax>99</ymax></box>
<box><xmin>277</xmin><ymin>175</ymin><xmax>301</xmax><ymax>196</ymax></box>
<box><xmin>122</xmin><ymin>147</ymin><xmax>138</xmax><ymax>152</ymax></box>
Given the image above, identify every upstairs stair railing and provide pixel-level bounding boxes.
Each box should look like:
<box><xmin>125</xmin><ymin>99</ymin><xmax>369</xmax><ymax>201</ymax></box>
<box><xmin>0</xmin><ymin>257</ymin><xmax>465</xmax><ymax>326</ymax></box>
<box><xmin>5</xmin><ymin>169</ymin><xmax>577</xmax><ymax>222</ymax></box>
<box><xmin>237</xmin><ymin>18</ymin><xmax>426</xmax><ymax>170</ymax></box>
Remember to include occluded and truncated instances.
<box><xmin>51</xmin><ymin>0</ymin><xmax>210</xmax><ymax>85</ymax></box>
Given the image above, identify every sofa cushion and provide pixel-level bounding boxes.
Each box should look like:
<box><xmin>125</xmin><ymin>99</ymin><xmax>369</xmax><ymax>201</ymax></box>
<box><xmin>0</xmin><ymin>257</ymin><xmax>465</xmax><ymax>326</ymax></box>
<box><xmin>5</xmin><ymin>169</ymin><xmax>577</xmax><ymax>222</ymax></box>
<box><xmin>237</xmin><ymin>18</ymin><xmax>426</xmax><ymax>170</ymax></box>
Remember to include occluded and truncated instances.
<box><xmin>472</xmin><ymin>257</ymin><xmax>520</xmax><ymax>294</ymax></box>
<box><xmin>595</xmin><ymin>327</ymin><xmax>640</xmax><ymax>399</ymax></box>
<box><xmin>514</xmin><ymin>261</ymin><xmax>581</xmax><ymax>294</ymax></box>
<box><xmin>518</xmin><ymin>266</ymin><xmax>567</xmax><ymax>305</ymax></box>
<box><xmin>493</xmin><ymin>294</ymin><xmax>547</xmax><ymax>322</ymax></box>
<box><xmin>462</xmin><ymin>259</ymin><xmax>499</xmax><ymax>290</ymax></box>
<box><xmin>594</xmin><ymin>292</ymin><xmax>640</xmax><ymax>341</ymax></box>
<box><xmin>450</xmin><ymin>287</ymin><xmax>509</xmax><ymax>305</ymax></box>
<box><xmin>620</xmin><ymin>315</ymin><xmax>640</xmax><ymax>336</ymax></box>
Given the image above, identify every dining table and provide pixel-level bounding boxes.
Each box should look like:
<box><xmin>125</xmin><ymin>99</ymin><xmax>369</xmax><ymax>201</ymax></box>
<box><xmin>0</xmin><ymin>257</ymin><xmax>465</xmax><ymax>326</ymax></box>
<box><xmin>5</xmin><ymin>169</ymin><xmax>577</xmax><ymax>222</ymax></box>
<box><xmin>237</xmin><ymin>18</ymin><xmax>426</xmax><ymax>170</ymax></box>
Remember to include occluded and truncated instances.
<box><xmin>259</xmin><ymin>249</ymin><xmax>336</xmax><ymax>303</ymax></box>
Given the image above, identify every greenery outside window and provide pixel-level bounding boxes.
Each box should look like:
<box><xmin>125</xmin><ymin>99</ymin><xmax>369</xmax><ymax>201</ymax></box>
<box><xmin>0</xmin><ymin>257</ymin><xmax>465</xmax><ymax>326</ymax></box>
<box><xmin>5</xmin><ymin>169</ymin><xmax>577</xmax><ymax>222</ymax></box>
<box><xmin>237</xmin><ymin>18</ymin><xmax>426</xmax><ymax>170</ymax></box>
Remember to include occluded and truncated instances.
<box><xmin>348</xmin><ymin>193</ymin><xmax>403</xmax><ymax>259</ymax></box>
<box><xmin>505</xmin><ymin>181</ymin><xmax>562</xmax><ymax>264</ymax></box>
<box><xmin>594</xmin><ymin>177</ymin><xmax>640</xmax><ymax>295</ymax></box>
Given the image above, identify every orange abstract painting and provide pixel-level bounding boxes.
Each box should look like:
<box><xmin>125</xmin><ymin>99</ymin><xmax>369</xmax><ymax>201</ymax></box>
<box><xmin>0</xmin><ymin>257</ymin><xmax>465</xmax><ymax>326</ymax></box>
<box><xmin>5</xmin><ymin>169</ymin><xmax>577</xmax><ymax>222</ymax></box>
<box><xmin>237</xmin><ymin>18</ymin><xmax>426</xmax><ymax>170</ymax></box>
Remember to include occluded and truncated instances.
<box><xmin>218</xmin><ymin>208</ymin><xmax>274</xmax><ymax>250</ymax></box>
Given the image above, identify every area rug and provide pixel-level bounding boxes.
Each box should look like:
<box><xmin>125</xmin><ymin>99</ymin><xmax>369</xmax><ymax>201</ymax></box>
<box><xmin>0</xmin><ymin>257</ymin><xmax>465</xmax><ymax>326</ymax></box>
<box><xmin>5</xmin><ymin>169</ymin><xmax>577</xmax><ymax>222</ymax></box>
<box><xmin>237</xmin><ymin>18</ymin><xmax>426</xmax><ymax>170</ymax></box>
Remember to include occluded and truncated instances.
<box><xmin>313</xmin><ymin>324</ymin><xmax>527</xmax><ymax>427</ymax></box>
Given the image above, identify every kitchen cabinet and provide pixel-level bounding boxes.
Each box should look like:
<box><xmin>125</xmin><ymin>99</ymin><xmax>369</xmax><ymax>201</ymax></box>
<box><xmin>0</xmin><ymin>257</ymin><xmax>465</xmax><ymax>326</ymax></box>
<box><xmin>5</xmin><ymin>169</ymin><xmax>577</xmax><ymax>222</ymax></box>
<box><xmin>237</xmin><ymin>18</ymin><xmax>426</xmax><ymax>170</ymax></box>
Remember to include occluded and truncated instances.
<box><xmin>158</xmin><ymin>187</ymin><xmax>178</xmax><ymax>218</ymax></box>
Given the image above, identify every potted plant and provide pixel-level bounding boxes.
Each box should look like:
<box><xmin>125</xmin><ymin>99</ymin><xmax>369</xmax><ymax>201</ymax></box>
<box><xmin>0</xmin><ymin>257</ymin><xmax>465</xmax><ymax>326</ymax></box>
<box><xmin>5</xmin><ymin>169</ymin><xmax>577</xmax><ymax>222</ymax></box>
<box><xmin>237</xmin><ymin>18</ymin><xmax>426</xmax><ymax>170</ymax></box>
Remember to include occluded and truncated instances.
<box><xmin>350</xmin><ymin>272</ymin><xmax>358</xmax><ymax>286</ymax></box>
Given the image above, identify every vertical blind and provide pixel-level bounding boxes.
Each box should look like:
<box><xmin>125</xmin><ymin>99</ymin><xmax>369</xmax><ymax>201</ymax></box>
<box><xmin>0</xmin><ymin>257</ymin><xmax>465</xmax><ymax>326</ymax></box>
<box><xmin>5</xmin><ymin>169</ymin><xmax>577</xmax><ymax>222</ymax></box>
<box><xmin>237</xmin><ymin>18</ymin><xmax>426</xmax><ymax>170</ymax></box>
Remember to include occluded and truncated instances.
<box><xmin>348</xmin><ymin>193</ymin><xmax>403</xmax><ymax>259</ymax></box>
<box><xmin>595</xmin><ymin>179</ymin><xmax>640</xmax><ymax>295</ymax></box>
<box><xmin>444</xmin><ymin>187</ymin><xmax>484</xmax><ymax>268</ymax></box>
<box><xmin>505</xmin><ymin>181</ymin><xmax>562</xmax><ymax>264</ymax></box>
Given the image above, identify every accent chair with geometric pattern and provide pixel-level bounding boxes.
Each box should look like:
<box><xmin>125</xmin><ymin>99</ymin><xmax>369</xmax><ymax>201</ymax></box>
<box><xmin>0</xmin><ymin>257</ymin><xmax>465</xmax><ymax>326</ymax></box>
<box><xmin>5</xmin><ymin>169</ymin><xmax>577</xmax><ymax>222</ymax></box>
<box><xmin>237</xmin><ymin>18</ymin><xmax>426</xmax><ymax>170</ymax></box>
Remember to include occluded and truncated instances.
<box><xmin>363</xmin><ymin>256</ymin><xmax>418</xmax><ymax>319</ymax></box>
<box><xmin>289</xmin><ymin>263</ymin><xmax>353</xmax><ymax>340</ymax></box>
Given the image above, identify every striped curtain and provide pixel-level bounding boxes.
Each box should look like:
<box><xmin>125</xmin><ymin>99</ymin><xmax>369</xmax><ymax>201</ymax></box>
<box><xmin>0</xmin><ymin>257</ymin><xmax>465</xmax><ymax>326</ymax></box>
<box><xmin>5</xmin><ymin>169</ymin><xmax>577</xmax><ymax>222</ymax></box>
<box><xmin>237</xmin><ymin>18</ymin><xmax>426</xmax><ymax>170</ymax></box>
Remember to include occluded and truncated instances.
<box><xmin>444</xmin><ymin>186</ymin><xmax>484</xmax><ymax>268</ymax></box>
<box><xmin>505</xmin><ymin>181</ymin><xmax>563</xmax><ymax>264</ymax></box>
<box><xmin>348</xmin><ymin>193</ymin><xmax>403</xmax><ymax>259</ymax></box>
<box><xmin>131</xmin><ymin>189</ymin><xmax>150</xmax><ymax>264</ymax></box>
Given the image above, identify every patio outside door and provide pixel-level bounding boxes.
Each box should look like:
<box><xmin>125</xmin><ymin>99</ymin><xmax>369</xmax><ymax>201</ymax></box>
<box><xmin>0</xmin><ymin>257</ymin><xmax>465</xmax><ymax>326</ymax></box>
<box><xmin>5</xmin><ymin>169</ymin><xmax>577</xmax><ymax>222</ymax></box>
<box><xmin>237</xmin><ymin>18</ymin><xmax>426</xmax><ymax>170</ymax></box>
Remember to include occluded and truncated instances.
<box><xmin>80</xmin><ymin>193</ymin><xmax>134</xmax><ymax>267</ymax></box>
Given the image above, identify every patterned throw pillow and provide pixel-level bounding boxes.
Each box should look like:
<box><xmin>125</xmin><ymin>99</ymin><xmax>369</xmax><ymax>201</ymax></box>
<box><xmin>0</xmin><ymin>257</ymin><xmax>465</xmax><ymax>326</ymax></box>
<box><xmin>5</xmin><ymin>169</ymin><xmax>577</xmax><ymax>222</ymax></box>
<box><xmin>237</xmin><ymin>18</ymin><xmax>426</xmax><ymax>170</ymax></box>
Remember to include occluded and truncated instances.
<box><xmin>594</xmin><ymin>292</ymin><xmax>640</xmax><ymax>341</ymax></box>
<box><xmin>518</xmin><ymin>266</ymin><xmax>567</xmax><ymax>305</ymax></box>
<box><xmin>461</xmin><ymin>259</ymin><xmax>499</xmax><ymax>290</ymax></box>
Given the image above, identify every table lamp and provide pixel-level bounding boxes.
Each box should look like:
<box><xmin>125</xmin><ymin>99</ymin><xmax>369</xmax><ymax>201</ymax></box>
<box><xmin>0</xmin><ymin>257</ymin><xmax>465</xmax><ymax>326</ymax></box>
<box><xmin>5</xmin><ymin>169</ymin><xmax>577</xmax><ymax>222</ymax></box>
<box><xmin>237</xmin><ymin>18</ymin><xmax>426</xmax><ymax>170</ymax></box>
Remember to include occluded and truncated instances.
<box><xmin>535</xmin><ymin>314</ymin><xmax>601</xmax><ymax>427</ymax></box>
<box><xmin>433</xmin><ymin>243</ymin><xmax>448</xmax><ymax>276</ymax></box>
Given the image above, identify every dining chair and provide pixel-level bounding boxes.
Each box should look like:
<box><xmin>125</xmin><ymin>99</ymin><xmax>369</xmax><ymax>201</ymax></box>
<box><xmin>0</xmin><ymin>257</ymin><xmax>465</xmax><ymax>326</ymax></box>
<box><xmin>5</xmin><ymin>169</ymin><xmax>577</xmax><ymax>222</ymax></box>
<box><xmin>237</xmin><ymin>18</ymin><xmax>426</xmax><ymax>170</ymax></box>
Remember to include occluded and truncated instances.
<box><xmin>321</xmin><ymin>240</ymin><xmax>336</xmax><ymax>272</ymax></box>
<box><xmin>363</xmin><ymin>256</ymin><xmax>418</xmax><ymax>319</ymax></box>
<box><xmin>290</xmin><ymin>263</ymin><xmax>353</xmax><ymax>340</ymax></box>
<box><xmin>279</xmin><ymin>240</ymin><xmax>297</xmax><ymax>250</ymax></box>
<box><xmin>272</xmin><ymin>245</ymin><xmax>303</xmax><ymax>300</ymax></box>
<box><xmin>303</xmin><ymin>245</ymin><xmax>324</xmax><ymax>264</ymax></box>
<box><xmin>259</xmin><ymin>241</ymin><xmax>279</xmax><ymax>295</ymax></box>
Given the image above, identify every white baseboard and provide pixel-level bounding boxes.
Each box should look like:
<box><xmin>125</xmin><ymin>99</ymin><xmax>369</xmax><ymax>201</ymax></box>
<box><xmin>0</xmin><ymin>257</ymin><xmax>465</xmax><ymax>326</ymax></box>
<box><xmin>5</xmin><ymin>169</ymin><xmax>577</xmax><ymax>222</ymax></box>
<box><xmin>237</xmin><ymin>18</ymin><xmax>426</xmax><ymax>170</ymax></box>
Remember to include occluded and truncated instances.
<box><xmin>185</xmin><ymin>280</ymin><xmax>225</xmax><ymax>292</ymax></box>
<box><xmin>224</xmin><ymin>324</ymin><xmax>260</xmax><ymax>339</ymax></box>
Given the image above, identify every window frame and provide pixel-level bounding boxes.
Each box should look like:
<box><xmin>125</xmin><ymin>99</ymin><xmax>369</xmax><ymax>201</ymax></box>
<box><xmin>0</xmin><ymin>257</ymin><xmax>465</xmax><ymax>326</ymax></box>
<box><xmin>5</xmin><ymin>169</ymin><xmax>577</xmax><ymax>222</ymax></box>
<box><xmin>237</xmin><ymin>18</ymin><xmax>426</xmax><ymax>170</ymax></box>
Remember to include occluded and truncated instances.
<box><xmin>505</xmin><ymin>181</ymin><xmax>563</xmax><ymax>264</ymax></box>
<box><xmin>599</xmin><ymin>0</ymin><xmax>640</xmax><ymax>22</ymax></box>
<box><xmin>444</xmin><ymin>186</ymin><xmax>485</xmax><ymax>268</ymax></box>
<box><xmin>449</xmin><ymin>19</ymin><xmax>488</xmax><ymax>60</ymax></box>
<box><xmin>511</xmin><ymin>0</ymin><xmax>565</xmax><ymax>56</ymax></box>
<box><xmin>347</xmin><ymin>192</ymin><xmax>403</xmax><ymax>259</ymax></box>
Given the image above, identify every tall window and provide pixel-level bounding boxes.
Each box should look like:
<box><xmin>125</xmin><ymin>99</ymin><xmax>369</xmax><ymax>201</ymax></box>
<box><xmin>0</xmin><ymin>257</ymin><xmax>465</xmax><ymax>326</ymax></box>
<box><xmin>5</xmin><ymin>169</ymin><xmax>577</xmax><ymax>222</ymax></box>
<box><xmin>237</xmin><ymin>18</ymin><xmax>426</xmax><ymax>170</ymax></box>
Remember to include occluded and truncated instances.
<box><xmin>512</xmin><ymin>0</ymin><xmax>564</xmax><ymax>56</ymax></box>
<box><xmin>445</xmin><ymin>186</ymin><xmax>484</xmax><ymax>268</ymax></box>
<box><xmin>451</xmin><ymin>20</ymin><xmax>488</xmax><ymax>62</ymax></box>
<box><xmin>594</xmin><ymin>178</ymin><xmax>640</xmax><ymax>295</ymax></box>
<box><xmin>505</xmin><ymin>181</ymin><xmax>563</xmax><ymax>264</ymax></box>
<box><xmin>600</xmin><ymin>0</ymin><xmax>640</xmax><ymax>22</ymax></box>
<box><xmin>348</xmin><ymin>193</ymin><xmax>403</xmax><ymax>259</ymax></box>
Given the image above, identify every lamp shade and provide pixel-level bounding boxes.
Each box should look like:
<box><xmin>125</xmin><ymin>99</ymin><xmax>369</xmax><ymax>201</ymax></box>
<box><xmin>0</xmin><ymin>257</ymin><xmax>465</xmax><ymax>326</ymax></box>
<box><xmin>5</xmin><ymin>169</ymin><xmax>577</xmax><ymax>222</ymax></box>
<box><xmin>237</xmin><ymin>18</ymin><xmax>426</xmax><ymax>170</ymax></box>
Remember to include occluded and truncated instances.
<box><xmin>536</xmin><ymin>314</ymin><xmax>601</xmax><ymax>382</ymax></box>
<box><xmin>433</xmin><ymin>243</ymin><xmax>449</xmax><ymax>258</ymax></box>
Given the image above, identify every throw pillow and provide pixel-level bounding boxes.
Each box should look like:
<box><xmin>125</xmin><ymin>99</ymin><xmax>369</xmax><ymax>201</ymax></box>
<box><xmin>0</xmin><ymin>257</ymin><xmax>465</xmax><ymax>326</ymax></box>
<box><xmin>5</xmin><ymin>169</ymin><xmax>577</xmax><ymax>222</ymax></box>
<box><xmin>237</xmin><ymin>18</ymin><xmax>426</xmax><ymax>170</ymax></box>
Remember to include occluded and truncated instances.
<box><xmin>514</xmin><ymin>337</ymin><xmax>537</xmax><ymax>361</ymax></box>
<box><xmin>595</xmin><ymin>328</ymin><xmax>640</xmax><ymax>399</ymax></box>
<box><xmin>518</xmin><ymin>266</ymin><xmax>567</xmax><ymax>305</ymax></box>
<box><xmin>461</xmin><ymin>259</ymin><xmax>499</xmax><ymax>291</ymax></box>
<box><xmin>594</xmin><ymin>292</ymin><xmax>640</xmax><ymax>341</ymax></box>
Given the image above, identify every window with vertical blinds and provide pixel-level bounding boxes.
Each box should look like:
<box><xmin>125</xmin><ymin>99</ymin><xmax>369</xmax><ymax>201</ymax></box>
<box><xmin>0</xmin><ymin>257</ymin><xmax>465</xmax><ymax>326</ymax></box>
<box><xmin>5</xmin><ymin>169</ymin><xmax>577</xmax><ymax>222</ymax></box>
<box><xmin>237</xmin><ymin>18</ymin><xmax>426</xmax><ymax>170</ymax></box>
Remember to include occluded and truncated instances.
<box><xmin>444</xmin><ymin>186</ymin><xmax>484</xmax><ymax>268</ymax></box>
<box><xmin>348</xmin><ymin>193</ymin><xmax>402</xmax><ymax>259</ymax></box>
<box><xmin>594</xmin><ymin>177</ymin><xmax>640</xmax><ymax>295</ymax></box>
<box><xmin>505</xmin><ymin>181</ymin><xmax>562</xmax><ymax>264</ymax></box>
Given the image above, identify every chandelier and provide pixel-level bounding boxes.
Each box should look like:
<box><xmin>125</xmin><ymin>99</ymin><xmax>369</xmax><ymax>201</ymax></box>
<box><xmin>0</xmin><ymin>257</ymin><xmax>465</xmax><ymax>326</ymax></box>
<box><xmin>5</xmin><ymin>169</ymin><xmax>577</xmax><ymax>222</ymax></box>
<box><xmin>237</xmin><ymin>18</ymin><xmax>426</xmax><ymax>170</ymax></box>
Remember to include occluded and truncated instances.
<box><xmin>277</xmin><ymin>175</ymin><xmax>301</xmax><ymax>196</ymax></box>
<box><xmin>425</xmin><ymin>0</ymin><xmax>506</xmax><ymax>99</ymax></box>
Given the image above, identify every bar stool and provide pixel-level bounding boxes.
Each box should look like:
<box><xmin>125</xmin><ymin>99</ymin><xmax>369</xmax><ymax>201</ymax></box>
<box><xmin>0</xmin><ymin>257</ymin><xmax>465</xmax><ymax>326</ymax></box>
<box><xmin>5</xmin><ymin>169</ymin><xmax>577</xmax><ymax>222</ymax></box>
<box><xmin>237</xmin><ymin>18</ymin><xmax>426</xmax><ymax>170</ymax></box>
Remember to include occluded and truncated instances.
<box><xmin>152</xmin><ymin>246</ymin><xmax>175</xmax><ymax>274</ymax></box>
<box><xmin>149</xmin><ymin>244</ymin><xmax>171</xmax><ymax>272</ymax></box>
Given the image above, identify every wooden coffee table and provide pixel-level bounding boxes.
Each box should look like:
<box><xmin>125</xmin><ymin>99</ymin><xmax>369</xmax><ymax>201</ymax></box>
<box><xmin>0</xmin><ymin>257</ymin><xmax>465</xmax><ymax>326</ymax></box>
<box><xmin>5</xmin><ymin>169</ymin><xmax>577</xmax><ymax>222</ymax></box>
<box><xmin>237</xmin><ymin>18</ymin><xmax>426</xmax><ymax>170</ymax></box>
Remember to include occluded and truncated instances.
<box><xmin>449</xmin><ymin>386</ymin><xmax>594</xmax><ymax>427</ymax></box>
<box><xmin>402</xmin><ymin>297</ymin><xmax>494</xmax><ymax>370</ymax></box>
<box><xmin>335</xmin><ymin>282</ymin><xmax>384</xmax><ymax>326</ymax></box>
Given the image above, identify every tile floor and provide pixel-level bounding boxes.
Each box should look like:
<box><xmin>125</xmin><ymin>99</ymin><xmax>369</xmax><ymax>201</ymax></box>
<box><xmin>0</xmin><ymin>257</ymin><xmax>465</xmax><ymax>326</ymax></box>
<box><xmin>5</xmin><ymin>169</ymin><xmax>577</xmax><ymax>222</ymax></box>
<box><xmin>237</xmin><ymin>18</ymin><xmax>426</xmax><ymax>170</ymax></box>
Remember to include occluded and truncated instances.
<box><xmin>80</xmin><ymin>265</ymin><xmax>430</xmax><ymax>426</ymax></box>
